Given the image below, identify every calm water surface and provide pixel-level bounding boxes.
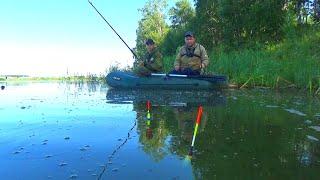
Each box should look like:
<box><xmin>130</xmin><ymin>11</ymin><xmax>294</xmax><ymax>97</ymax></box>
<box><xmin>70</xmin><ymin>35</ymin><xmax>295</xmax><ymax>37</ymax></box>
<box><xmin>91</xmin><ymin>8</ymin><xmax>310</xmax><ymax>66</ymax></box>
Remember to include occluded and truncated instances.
<box><xmin>0</xmin><ymin>82</ymin><xmax>319</xmax><ymax>179</ymax></box>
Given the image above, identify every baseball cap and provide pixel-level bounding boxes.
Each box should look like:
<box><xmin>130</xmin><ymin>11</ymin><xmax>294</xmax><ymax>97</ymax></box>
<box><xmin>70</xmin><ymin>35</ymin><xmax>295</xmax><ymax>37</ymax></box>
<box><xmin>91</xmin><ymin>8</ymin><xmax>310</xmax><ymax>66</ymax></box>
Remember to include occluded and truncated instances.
<box><xmin>145</xmin><ymin>39</ymin><xmax>155</xmax><ymax>45</ymax></box>
<box><xmin>184</xmin><ymin>31</ymin><xmax>195</xmax><ymax>37</ymax></box>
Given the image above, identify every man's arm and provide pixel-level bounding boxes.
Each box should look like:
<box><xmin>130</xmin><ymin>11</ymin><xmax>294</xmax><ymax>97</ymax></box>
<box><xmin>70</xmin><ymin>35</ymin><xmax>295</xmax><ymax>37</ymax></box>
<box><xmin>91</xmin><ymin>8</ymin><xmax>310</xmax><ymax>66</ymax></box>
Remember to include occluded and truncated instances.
<box><xmin>174</xmin><ymin>48</ymin><xmax>182</xmax><ymax>71</ymax></box>
<box><xmin>149</xmin><ymin>51</ymin><xmax>163</xmax><ymax>71</ymax></box>
<box><xmin>200</xmin><ymin>45</ymin><xmax>209</xmax><ymax>69</ymax></box>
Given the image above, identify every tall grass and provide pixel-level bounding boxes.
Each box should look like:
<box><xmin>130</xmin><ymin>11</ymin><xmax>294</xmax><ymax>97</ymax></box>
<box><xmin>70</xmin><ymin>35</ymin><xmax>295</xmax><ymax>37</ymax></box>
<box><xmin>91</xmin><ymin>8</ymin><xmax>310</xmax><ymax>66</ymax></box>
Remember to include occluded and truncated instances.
<box><xmin>162</xmin><ymin>26</ymin><xmax>320</xmax><ymax>92</ymax></box>
<box><xmin>163</xmin><ymin>56</ymin><xmax>175</xmax><ymax>72</ymax></box>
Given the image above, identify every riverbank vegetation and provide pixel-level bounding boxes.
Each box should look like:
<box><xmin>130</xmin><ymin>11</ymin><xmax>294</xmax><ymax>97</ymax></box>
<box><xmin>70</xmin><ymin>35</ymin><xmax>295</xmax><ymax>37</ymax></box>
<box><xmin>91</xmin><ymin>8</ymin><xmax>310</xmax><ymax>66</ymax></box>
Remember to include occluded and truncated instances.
<box><xmin>135</xmin><ymin>0</ymin><xmax>320</xmax><ymax>93</ymax></box>
<box><xmin>0</xmin><ymin>74</ymin><xmax>105</xmax><ymax>83</ymax></box>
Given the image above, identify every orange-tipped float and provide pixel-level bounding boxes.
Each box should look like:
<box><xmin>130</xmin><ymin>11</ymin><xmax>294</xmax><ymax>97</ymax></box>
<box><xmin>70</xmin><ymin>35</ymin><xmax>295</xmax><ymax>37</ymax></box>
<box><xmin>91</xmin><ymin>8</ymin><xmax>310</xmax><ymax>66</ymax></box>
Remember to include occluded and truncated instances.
<box><xmin>146</xmin><ymin>100</ymin><xmax>151</xmax><ymax>119</ymax></box>
<box><xmin>146</xmin><ymin>100</ymin><xmax>153</xmax><ymax>139</ymax></box>
<box><xmin>189</xmin><ymin>106</ymin><xmax>203</xmax><ymax>156</ymax></box>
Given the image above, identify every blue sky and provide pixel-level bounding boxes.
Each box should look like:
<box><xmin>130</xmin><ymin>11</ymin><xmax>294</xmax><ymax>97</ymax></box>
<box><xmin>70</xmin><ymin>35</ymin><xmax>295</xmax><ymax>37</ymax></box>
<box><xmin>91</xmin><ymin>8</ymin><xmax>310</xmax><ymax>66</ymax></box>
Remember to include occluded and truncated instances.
<box><xmin>0</xmin><ymin>0</ymin><xmax>176</xmax><ymax>76</ymax></box>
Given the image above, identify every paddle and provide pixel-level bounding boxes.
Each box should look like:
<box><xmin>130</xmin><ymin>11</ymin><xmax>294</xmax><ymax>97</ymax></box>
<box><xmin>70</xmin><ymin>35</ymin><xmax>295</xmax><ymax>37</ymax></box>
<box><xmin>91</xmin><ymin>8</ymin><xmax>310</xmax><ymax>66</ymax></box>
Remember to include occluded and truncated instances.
<box><xmin>151</xmin><ymin>73</ymin><xmax>227</xmax><ymax>83</ymax></box>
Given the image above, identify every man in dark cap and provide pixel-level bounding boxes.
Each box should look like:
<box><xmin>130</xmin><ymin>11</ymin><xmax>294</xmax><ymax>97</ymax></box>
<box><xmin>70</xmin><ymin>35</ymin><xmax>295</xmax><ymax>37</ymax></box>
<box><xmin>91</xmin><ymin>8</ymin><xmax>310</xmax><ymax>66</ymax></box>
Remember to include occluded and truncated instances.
<box><xmin>134</xmin><ymin>38</ymin><xmax>163</xmax><ymax>76</ymax></box>
<box><xmin>171</xmin><ymin>31</ymin><xmax>209</xmax><ymax>75</ymax></box>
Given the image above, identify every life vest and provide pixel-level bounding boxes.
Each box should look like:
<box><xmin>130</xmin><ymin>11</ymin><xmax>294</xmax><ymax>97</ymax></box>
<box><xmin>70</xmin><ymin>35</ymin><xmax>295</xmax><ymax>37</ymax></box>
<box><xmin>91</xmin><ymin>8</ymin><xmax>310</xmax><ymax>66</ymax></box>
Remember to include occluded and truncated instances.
<box><xmin>178</xmin><ymin>43</ymin><xmax>203</xmax><ymax>71</ymax></box>
<box><xmin>180</xmin><ymin>44</ymin><xmax>202</xmax><ymax>59</ymax></box>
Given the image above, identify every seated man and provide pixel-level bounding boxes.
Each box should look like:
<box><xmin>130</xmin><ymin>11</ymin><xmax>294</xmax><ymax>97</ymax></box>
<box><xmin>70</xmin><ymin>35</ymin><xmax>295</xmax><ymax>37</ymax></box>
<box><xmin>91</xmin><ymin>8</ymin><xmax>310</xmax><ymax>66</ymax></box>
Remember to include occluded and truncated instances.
<box><xmin>134</xmin><ymin>39</ymin><xmax>163</xmax><ymax>76</ymax></box>
<box><xmin>171</xmin><ymin>31</ymin><xmax>209</xmax><ymax>76</ymax></box>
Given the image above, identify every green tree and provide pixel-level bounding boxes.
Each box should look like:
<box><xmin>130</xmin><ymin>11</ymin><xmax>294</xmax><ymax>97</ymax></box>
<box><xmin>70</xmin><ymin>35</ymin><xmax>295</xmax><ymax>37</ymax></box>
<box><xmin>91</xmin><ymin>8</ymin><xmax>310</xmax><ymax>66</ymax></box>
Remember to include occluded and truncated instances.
<box><xmin>194</xmin><ymin>0</ymin><xmax>222</xmax><ymax>50</ymax></box>
<box><xmin>135</xmin><ymin>0</ymin><xmax>169</xmax><ymax>59</ymax></box>
<box><xmin>286</xmin><ymin>0</ymin><xmax>320</xmax><ymax>24</ymax></box>
<box><xmin>192</xmin><ymin>0</ymin><xmax>287</xmax><ymax>50</ymax></box>
<box><xmin>169</xmin><ymin>0</ymin><xmax>195</xmax><ymax>28</ymax></box>
<box><xmin>161</xmin><ymin>0</ymin><xmax>195</xmax><ymax>55</ymax></box>
<box><xmin>312</xmin><ymin>0</ymin><xmax>320</xmax><ymax>22</ymax></box>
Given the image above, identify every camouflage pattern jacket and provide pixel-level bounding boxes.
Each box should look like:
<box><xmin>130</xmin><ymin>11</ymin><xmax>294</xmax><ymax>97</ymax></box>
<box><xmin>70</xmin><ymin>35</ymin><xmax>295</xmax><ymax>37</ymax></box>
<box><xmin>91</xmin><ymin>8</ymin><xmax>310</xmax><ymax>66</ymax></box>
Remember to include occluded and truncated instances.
<box><xmin>174</xmin><ymin>43</ymin><xmax>209</xmax><ymax>71</ymax></box>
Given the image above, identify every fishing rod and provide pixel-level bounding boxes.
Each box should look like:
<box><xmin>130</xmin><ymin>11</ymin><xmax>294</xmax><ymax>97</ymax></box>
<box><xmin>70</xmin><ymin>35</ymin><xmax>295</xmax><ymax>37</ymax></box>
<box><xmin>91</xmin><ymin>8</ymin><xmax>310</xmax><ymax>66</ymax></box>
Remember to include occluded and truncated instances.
<box><xmin>88</xmin><ymin>0</ymin><xmax>139</xmax><ymax>60</ymax></box>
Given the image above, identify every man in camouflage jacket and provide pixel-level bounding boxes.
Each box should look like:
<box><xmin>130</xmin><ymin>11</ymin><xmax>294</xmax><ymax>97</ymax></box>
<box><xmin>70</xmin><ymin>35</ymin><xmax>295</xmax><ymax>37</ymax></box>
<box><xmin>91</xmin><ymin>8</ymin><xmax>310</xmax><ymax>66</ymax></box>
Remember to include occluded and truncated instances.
<box><xmin>134</xmin><ymin>39</ymin><xmax>163</xmax><ymax>76</ymax></box>
<box><xmin>171</xmin><ymin>31</ymin><xmax>209</xmax><ymax>75</ymax></box>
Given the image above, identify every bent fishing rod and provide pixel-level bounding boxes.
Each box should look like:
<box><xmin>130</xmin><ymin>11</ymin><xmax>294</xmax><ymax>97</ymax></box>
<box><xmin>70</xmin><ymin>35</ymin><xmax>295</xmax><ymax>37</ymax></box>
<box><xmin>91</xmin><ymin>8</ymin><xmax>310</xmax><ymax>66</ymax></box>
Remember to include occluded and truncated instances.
<box><xmin>88</xmin><ymin>0</ymin><xmax>138</xmax><ymax>59</ymax></box>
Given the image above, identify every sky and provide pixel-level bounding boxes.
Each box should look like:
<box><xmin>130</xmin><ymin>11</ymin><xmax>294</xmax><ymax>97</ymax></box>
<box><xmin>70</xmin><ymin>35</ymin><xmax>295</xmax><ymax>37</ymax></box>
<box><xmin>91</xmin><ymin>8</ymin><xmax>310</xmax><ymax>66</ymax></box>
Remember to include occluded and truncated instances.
<box><xmin>0</xmin><ymin>0</ymin><xmax>175</xmax><ymax>77</ymax></box>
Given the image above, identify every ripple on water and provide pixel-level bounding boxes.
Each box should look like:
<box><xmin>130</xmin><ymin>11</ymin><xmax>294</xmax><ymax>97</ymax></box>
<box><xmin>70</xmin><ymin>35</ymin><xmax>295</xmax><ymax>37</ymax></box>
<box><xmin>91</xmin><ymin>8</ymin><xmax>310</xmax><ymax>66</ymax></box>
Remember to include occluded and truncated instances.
<box><xmin>309</xmin><ymin>126</ymin><xmax>320</xmax><ymax>132</ymax></box>
<box><xmin>266</xmin><ymin>105</ymin><xmax>279</xmax><ymax>108</ymax></box>
<box><xmin>64</xmin><ymin>137</ymin><xmax>70</xmax><ymax>140</ymax></box>
<box><xmin>59</xmin><ymin>162</ymin><xmax>68</xmax><ymax>167</ymax></box>
<box><xmin>80</xmin><ymin>145</ymin><xmax>90</xmax><ymax>151</ymax></box>
<box><xmin>284</xmin><ymin>108</ymin><xmax>306</xmax><ymax>116</ymax></box>
<box><xmin>112</xmin><ymin>168</ymin><xmax>119</xmax><ymax>172</ymax></box>
<box><xmin>13</xmin><ymin>151</ymin><xmax>21</xmax><ymax>154</ymax></box>
<box><xmin>306</xmin><ymin>135</ymin><xmax>319</xmax><ymax>142</ymax></box>
<box><xmin>304</xmin><ymin>120</ymin><xmax>312</xmax><ymax>124</ymax></box>
<box><xmin>69</xmin><ymin>174</ymin><xmax>78</xmax><ymax>179</ymax></box>
<box><xmin>45</xmin><ymin>155</ymin><xmax>53</xmax><ymax>158</ymax></box>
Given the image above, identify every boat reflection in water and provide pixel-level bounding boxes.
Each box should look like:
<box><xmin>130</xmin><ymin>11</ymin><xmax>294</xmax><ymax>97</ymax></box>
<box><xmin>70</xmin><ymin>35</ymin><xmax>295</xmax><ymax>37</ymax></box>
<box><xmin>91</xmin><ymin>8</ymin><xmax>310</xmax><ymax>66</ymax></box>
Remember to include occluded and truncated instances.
<box><xmin>106</xmin><ymin>89</ymin><xmax>226</xmax><ymax>107</ymax></box>
<box><xmin>106</xmin><ymin>88</ymin><xmax>226</xmax><ymax>162</ymax></box>
<box><xmin>105</xmin><ymin>88</ymin><xmax>320</xmax><ymax>179</ymax></box>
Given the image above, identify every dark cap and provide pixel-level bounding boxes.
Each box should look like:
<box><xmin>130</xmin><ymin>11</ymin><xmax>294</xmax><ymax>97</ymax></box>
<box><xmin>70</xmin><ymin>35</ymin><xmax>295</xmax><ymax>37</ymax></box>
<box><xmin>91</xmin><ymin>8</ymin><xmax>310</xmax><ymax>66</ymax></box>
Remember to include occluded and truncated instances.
<box><xmin>145</xmin><ymin>38</ymin><xmax>155</xmax><ymax>45</ymax></box>
<box><xmin>184</xmin><ymin>31</ymin><xmax>194</xmax><ymax>37</ymax></box>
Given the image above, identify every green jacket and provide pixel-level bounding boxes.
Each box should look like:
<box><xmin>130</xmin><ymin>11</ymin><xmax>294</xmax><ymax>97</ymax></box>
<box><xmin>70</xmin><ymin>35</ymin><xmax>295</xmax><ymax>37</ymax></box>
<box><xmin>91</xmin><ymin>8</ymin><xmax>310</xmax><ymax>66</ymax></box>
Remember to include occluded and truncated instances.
<box><xmin>174</xmin><ymin>43</ymin><xmax>209</xmax><ymax>71</ymax></box>
<box><xmin>143</xmin><ymin>48</ymin><xmax>163</xmax><ymax>72</ymax></box>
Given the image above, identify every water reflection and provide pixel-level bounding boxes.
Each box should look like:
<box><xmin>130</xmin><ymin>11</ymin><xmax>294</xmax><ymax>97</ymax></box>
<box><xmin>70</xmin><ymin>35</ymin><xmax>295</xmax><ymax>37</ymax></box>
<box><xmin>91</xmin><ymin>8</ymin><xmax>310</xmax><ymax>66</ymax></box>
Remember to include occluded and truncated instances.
<box><xmin>106</xmin><ymin>89</ymin><xmax>226</xmax><ymax>168</ymax></box>
<box><xmin>59</xmin><ymin>81</ymin><xmax>107</xmax><ymax>93</ymax></box>
<box><xmin>106</xmin><ymin>89</ymin><xmax>226</xmax><ymax>106</ymax></box>
<box><xmin>1</xmin><ymin>82</ymin><xmax>319</xmax><ymax>179</ymax></box>
<box><xmin>107</xmin><ymin>88</ymin><xmax>320</xmax><ymax>179</ymax></box>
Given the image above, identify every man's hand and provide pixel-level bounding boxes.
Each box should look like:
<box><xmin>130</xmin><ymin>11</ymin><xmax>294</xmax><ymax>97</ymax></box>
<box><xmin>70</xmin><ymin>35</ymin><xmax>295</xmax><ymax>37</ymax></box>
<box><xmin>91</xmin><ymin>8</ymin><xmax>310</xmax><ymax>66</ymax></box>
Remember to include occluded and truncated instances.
<box><xmin>139</xmin><ymin>61</ymin><xmax>145</xmax><ymax>67</ymax></box>
<box><xmin>200</xmin><ymin>63</ymin><xmax>206</xmax><ymax>69</ymax></box>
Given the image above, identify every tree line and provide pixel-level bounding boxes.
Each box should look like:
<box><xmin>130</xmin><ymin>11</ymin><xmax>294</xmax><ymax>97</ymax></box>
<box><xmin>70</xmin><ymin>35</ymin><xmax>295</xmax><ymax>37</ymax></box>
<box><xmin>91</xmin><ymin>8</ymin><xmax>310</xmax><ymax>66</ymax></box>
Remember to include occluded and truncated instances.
<box><xmin>135</xmin><ymin>0</ymin><xmax>320</xmax><ymax>57</ymax></box>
